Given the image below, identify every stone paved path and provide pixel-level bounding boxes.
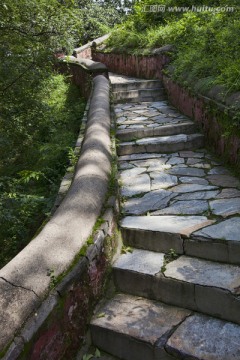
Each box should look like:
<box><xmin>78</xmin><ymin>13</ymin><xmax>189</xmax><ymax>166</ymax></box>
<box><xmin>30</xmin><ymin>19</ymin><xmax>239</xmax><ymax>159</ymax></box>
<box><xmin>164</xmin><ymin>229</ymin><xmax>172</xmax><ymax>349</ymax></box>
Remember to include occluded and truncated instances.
<box><xmin>90</xmin><ymin>74</ymin><xmax>240</xmax><ymax>360</ymax></box>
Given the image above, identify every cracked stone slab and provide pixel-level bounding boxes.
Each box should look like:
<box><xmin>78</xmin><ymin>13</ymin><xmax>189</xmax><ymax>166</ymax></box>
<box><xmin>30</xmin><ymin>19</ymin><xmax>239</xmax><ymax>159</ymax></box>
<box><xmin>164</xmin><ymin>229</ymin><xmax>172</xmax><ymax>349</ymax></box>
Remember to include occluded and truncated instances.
<box><xmin>113</xmin><ymin>249</ymin><xmax>164</xmax><ymax>275</ymax></box>
<box><xmin>150</xmin><ymin>173</ymin><xmax>178</xmax><ymax>190</ymax></box>
<box><xmin>179</xmin><ymin>177</ymin><xmax>209</xmax><ymax>185</ymax></box>
<box><xmin>152</xmin><ymin>200</ymin><xmax>209</xmax><ymax>215</ymax></box>
<box><xmin>121</xmin><ymin>216</ymin><xmax>215</xmax><ymax>237</ymax></box>
<box><xmin>207</xmin><ymin>174</ymin><xmax>240</xmax><ymax>188</ymax></box>
<box><xmin>164</xmin><ymin>255</ymin><xmax>240</xmax><ymax>293</ymax></box>
<box><xmin>170</xmin><ymin>184</ymin><xmax>217</xmax><ymax>193</ymax></box>
<box><xmin>167</xmin><ymin>314</ymin><xmax>240</xmax><ymax>360</ymax></box>
<box><xmin>167</xmin><ymin>157</ymin><xmax>185</xmax><ymax>165</ymax></box>
<box><xmin>123</xmin><ymin>190</ymin><xmax>176</xmax><ymax>215</ymax></box>
<box><xmin>215</xmin><ymin>188</ymin><xmax>240</xmax><ymax>199</ymax></box>
<box><xmin>120</xmin><ymin>167</ymin><xmax>146</xmax><ymax>180</ymax></box>
<box><xmin>174</xmin><ymin>190</ymin><xmax>219</xmax><ymax>201</ymax></box>
<box><xmin>208</xmin><ymin>167</ymin><xmax>231</xmax><ymax>175</ymax></box>
<box><xmin>168</xmin><ymin>166</ymin><xmax>205</xmax><ymax>177</ymax></box>
<box><xmin>91</xmin><ymin>294</ymin><xmax>190</xmax><ymax>360</ymax></box>
<box><xmin>121</xmin><ymin>174</ymin><xmax>150</xmax><ymax>197</ymax></box>
<box><xmin>193</xmin><ymin>217</ymin><xmax>240</xmax><ymax>241</ymax></box>
<box><xmin>0</xmin><ymin>278</ymin><xmax>40</xmax><ymax>350</ymax></box>
<box><xmin>210</xmin><ymin>198</ymin><xmax>240</xmax><ymax>217</ymax></box>
<box><xmin>179</xmin><ymin>151</ymin><xmax>205</xmax><ymax>158</ymax></box>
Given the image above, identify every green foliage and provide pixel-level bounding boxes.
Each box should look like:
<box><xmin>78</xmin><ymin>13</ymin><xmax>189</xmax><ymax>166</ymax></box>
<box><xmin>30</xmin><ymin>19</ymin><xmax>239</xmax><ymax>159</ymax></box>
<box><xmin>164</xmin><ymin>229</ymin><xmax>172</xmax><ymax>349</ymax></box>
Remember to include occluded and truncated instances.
<box><xmin>0</xmin><ymin>74</ymin><xmax>85</xmax><ymax>268</ymax></box>
<box><xmin>107</xmin><ymin>0</ymin><xmax>240</xmax><ymax>94</ymax></box>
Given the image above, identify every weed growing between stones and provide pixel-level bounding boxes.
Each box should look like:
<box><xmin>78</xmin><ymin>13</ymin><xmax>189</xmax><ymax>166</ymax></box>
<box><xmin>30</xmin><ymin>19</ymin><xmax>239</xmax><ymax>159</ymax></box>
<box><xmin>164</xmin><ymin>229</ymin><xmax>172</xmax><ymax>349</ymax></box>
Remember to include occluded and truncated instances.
<box><xmin>161</xmin><ymin>248</ymin><xmax>179</xmax><ymax>273</ymax></box>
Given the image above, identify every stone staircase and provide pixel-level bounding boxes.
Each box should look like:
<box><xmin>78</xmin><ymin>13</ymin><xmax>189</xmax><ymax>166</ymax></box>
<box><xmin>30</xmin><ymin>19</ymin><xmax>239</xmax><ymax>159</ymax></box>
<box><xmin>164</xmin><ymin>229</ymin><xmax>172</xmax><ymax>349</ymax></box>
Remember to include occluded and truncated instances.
<box><xmin>90</xmin><ymin>74</ymin><xmax>240</xmax><ymax>360</ymax></box>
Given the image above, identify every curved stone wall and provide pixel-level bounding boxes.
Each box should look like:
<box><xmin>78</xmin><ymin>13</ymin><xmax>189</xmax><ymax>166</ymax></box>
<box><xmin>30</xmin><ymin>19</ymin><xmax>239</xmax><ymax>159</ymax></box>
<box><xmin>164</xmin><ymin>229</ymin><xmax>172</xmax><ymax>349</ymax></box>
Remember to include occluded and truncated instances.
<box><xmin>0</xmin><ymin>54</ymin><xmax>116</xmax><ymax>359</ymax></box>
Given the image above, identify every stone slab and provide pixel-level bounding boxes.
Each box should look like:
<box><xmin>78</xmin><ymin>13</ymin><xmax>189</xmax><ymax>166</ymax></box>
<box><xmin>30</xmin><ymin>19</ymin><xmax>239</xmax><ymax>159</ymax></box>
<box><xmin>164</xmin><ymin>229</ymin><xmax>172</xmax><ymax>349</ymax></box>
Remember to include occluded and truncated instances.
<box><xmin>207</xmin><ymin>174</ymin><xmax>240</xmax><ymax>188</ymax></box>
<box><xmin>120</xmin><ymin>167</ymin><xmax>146</xmax><ymax>179</ymax></box>
<box><xmin>210</xmin><ymin>198</ymin><xmax>240</xmax><ymax>217</ymax></box>
<box><xmin>121</xmin><ymin>174</ymin><xmax>151</xmax><ymax>197</ymax></box>
<box><xmin>216</xmin><ymin>188</ymin><xmax>240</xmax><ymax>199</ymax></box>
<box><xmin>174</xmin><ymin>190</ymin><xmax>219</xmax><ymax>201</ymax></box>
<box><xmin>164</xmin><ymin>255</ymin><xmax>240</xmax><ymax>293</ymax></box>
<box><xmin>121</xmin><ymin>216</ymin><xmax>215</xmax><ymax>237</ymax></box>
<box><xmin>153</xmin><ymin>200</ymin><xmax>209</xmax><ymax>215</ymax></box>
<box><xmin>136</xmin><ymin>134</ymin><xmax>187</xmax><ymax>145</ymax></box>
<box><xmin>113</xmin><ymin>249</ymin><xmax>164</xmax><ymax>275</ymax></box>
<box><xmin>193</xmin><ymin>217</ymin><xmax>240</xmax><ymax>241</ymax></box>
<box><xmin>168</xmin><ymin>166</ymin><xmax>205</xmax><ymax>177</ymax></box>
<box><xmin>150</xmin><ymin>173</ymin><xmax>178</xmax><ymax>190</ymax></box>
<box><xmin>179</xmin><ymin>177</ymin><xmax>209</xmax><ymax>185</ymax></box>
<box><xmin>123</xmin><ymin>190</ymin><xmax>176</xmax><ymax>215</ymax></box>
<box><xmin>167</xmin><ymin>314</ymin><xmax>240</xmax><ymax>360</ymax></box>
<box><xmin>91</xmin><ymin>294</ymin><xmax>190</xmax><ymax>360</ymax></box>
<box><xmin>170</xmin><ymin>184</ymin><xmax>217</xmax><ymax>193</ymax></box>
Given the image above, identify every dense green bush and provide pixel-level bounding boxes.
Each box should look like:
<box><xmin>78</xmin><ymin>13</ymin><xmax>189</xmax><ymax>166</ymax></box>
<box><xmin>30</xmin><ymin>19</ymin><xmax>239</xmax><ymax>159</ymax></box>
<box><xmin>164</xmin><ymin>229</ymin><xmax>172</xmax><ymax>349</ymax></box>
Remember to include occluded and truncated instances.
<box><xmin>0</xmin><ymin>73</ymin><xmax>85</xmax><ymax>268</ymax></box>
<box><xmin>106</xmin><ymin>0</ymin><xmax>240</xmax><ymax>94</ymax></box>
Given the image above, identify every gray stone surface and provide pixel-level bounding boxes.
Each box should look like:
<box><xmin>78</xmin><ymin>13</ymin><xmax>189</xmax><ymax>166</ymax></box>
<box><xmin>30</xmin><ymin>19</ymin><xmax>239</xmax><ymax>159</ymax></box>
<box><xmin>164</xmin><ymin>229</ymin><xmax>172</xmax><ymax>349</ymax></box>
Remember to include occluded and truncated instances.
<box><xmin>123</xmin><ymin>190</ymin><xmax>176</xmax><ymax>215</ymax></box>
<box><xmin>174</xmin><ymin>190</ymin><xmax>219</xmax><ymax>201</ymax></box>
<box><xmin>150</xmin><ymin>173</ymin><xmax>178</xmax><ymax>190</ymax></box>
<box><xmin>170</xmin><ymin>184</ymin><xmax>217</xmax><ymax>193</ymax></box>
<box><xmin>0</xmin><ymin>278</ymin><xmax>40</xmax><ymax>350</ymax></box>
<box><xmin>91</xmin><ymin>294</ymin><xmax>190</xmax><ymax>354</ymax></box>
<box><xmin>136</xmin><ymin>134</ymin><xmax>188</xmax><ymax>145</ymax></box>
<box><xmin>210</xmin><ymin>198</ymin><xmax>240</xmax><ymax>217</ymax></box>
<box><xmin>167</xmin><ymin>157</ymin><xmax>185</xmax><ymax>165</ymax></box>
<box><xmin>207</xmin><ymin>174</ymin><xmax>240</xmax><ymax>188</ymax></box>
<box><xmin>153</xmin><ymin>200</ymin><xmax>209</xmax><ymax>215</ymax></box>
<box><xmin>121</xmin><ymin>216</ymin><xmax>215</xmax><ymax>237</ymax></box>
<box><xmin>168</xmin><ymin>166</ymin><xmax>205</xmax><ymax>177</ymax></box>
<box><xmin>193</xmin><ymin>217</ymin><xmax>240</xmax><ymax>241</ymax></box>
<box><xmin>167</xmin><ymin>314</ymin><xmax>240</xmax><ymax>360</ymax></box>
<box><xmin>179</xmin><ymin>151</ymin><xmax>205</xmax><ymax>158</ymax></box>
<box><xmin>216</xmin><ymin>188</ymin><xmax>240</xmax><ymax>199</ymax></box>
<box><xmin>121</xmin><ymin>174</ymin><xmax>151</xmax><ymax>197</ymax></box>
<box><xmin>164</xmin><ymin>255</ymin><xmax>240</xmax><ymax>293</ymax></box>
<box><xmin>113</xmin><ymin>249</ymin><xmax>164</xmax><ymax>275</ymax></box>
<box><xmin>120</xmin><ymin>167</ymin><xmax>146</xmax><ymax>179</ymax></box>
<box><xmin>179</xmin><ymin>176</ymin><xmax>209</xmax><ymax>185</ymax></box>
<box><xmin>208</xmin><ymin>166</ymin><xmax>230</xmax><ymax>175</ymax></box>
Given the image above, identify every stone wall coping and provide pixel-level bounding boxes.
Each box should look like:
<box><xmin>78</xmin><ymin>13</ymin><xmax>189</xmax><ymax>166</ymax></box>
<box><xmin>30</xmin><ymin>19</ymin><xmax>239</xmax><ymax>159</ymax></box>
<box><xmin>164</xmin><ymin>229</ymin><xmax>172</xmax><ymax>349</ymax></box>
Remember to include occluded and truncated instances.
<box><xmin>63</xmin><ymin>55</ymin><xmax>108</xmax><ymax>73</ymax></box>
<box><xmin>74</xmin><ymin>34</ymin><xmax>110</xmax><ymax>55</ymax></box>
<box><xmin>0</xmin><ymin>74</ymin><xmax>112</xmax><ymax>354</ymax></box>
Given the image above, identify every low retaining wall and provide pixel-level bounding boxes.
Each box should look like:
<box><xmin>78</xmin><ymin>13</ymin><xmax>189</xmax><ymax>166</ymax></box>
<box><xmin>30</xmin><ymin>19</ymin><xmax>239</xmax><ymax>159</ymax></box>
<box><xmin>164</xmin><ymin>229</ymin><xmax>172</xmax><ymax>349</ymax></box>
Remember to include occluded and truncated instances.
<box><xmin>93</xmin><ymin>51</ymin><xmax>170</xmax><ymax>79</ymax></box>
<box><xmin>0</xmin><ymin>58</ymin><xmax>116</xmax><ymax>359</ymax></box>
<box><xmin>163</xmin><ymin>76</ymin><xmax>240</xmax><ymax>167</ymax></box>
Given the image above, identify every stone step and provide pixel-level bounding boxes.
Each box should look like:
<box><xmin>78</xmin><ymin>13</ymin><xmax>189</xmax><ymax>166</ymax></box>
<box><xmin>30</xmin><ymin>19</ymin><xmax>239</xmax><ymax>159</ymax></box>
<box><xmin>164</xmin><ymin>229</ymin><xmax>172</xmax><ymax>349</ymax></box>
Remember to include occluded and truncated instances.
<box><xmin>111</xmin><ymin>80</ymin><xmax>163</xmax><ymax>91</ymax></box>
<box><xmin>113</xmin><ymin>249</ymin><xmax>240</xmax><ymax>324</ymax></box>
<box><xmin>90</xmin><ymin>293</ymin><xmax>190</xmax><ymax>360</ymax></box>
<box><xmin>120</xmin><ymin>216</ymin><xmax>240</xmax><ymax>265</ymax></box>
<box><xmin>117</xmin><ymin>122</ymin><xmax>197</xmax><ymax>141</ymax></box>
<box><xmin>112</xmin><ymin>88</ymin><xmax>166</xmax><ymax>103</ymax></box>
<box><xmin>90</xmin><ymin>293</ymin><xmax>240</xmax><ymax>360</ymax></box>
<box><xmin>117</xmin><ymin>133</ymin><xmax>205</xmax><ymax>156</ymax></box>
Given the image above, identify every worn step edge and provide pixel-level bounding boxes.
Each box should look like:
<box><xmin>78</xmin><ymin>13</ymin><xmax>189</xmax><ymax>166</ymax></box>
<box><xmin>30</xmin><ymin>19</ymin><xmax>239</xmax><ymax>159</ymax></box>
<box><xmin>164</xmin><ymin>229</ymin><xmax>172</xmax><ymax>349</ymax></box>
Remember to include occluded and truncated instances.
<box><xmin>111</xmin><ymin>81</ymin><xmax>164</xmax><ymax>91</ymax></box>
<box><xmin>116</xmin><ymin>122</ymin><xmax>197</xmax><ymax>141</ymax></box>
<box><xmin>117</xmin><ymin>134</ymin><xmax>204</xmax><ymax>155</ymax></box>
<box><xmin>121</xmin><ymin>220</ymin><xmax>240</xmax><ymax>265</ymax></box>
<box><xmin>90</xmin><ymin>293</ymin><xmax>190</xmax><ymax>360</ymax></box>
<box><xmin>113</xmin><ymin>250</ymin><xmax>240</xmax><ymax>325</ymax></box>
<box><xmin>90</xmin><ymin>293</ymin><xmax>240</xmax><ymax>360</ymax></box>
